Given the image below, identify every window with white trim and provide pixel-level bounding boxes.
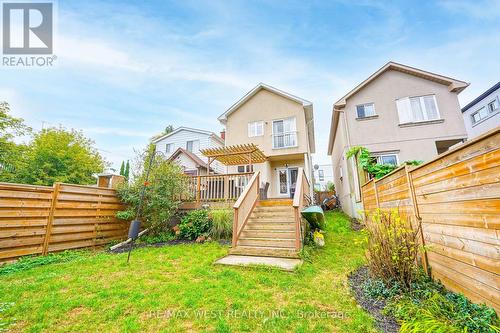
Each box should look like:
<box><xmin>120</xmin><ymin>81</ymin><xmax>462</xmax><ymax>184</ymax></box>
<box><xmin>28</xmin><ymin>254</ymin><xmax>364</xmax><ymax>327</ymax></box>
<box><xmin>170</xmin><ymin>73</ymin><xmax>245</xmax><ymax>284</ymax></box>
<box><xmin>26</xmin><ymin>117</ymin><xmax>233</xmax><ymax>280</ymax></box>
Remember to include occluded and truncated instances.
<box><xmin>237</xmin><ymin>165</ymin><xmax>253</xmax><ymax>173</ymax></box>
<box><xmin>396</xmin><ymin>95</ymin><xmax>440</xmax><ymax>124</ymax></box>
<box><xmin>356</xmin><ymin>103</ymin><xmax>376</xmax><ymax>118</ymax></box>
<box><xmin>488</xmin><ymin>99</ymin><xmax>499</xmax><ymax>113</ymax></box>
<box><xmin>272</xmin><ymin>117</ymin><xmax>297</xmax><ymax>148</ymax></box>
<box><xmin>165</xmin><ymin>143</ymin><xmax>173</xmax><ymax>153</ymax></box>
<box><xmin>375</xmin><ymin>154</ymin><xmax>399</xmax><ymax>166</ymax></box>
<box><xmin>471</xmin><ymin>107</ymin><xmax>489</xmax><ymax>124</ymax></box>
<box><xmin>318</xmin><ymin>169</ymin><xmax>324</xmax><ymax>181</ymax></box>
<box><xmin>248</xmin><ymin>121</ymin><xmax>264</xmax><ymax>137</ymax></box>
<box><xmin>186</xmin><ymin>140</ymin><xmax>198</xmax><ymax>152</ymax></box>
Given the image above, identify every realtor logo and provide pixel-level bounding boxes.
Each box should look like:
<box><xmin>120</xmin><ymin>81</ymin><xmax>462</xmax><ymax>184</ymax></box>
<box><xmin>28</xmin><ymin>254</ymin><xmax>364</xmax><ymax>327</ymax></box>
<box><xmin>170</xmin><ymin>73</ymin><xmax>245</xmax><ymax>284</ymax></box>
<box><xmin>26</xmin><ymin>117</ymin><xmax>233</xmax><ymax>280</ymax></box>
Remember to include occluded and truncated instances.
<box><xmin>2</xmin><ymin>2</ymin><xmax>53</xmax><ymax>54</ymax></box>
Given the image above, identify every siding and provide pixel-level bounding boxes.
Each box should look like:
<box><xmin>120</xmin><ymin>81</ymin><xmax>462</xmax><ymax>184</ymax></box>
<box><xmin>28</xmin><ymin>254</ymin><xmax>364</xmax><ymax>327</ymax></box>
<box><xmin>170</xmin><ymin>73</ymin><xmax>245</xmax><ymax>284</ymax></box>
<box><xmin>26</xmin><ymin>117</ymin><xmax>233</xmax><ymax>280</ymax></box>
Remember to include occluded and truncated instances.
<box><xmin>462</xmin><ymin>86</ymin><xmax>500</xmax><ymax>139</ymax></box>
<box><xmin>154</xmin><ymin>129</ymin><xmax>224</xmax><ymax>173</ymax></box>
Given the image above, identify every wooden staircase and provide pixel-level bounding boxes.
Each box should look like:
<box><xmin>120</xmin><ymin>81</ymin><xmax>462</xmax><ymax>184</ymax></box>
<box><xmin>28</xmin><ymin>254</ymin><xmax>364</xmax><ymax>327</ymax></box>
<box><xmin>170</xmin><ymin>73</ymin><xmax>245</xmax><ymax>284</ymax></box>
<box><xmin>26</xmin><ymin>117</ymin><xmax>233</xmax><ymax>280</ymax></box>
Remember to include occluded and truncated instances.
<box><xmin>229</xmin><ymin>169</ymin><xmax>310</xmax><ymax>261</ymax></box>
<box><xmin>230</xmin><ymin>199</ymin><xmax>300</xmax><ymax>258</ymax></box>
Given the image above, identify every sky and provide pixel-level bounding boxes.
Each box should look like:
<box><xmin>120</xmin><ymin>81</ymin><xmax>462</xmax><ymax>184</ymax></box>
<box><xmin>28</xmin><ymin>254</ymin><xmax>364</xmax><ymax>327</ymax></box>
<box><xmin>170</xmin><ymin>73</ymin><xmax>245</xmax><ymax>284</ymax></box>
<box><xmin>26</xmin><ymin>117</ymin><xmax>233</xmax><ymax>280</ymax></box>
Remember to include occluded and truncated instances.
<box><xmin>1</xmin><ymin>0</ymin><xmax>500</xmax><ymax>170</ymax></box>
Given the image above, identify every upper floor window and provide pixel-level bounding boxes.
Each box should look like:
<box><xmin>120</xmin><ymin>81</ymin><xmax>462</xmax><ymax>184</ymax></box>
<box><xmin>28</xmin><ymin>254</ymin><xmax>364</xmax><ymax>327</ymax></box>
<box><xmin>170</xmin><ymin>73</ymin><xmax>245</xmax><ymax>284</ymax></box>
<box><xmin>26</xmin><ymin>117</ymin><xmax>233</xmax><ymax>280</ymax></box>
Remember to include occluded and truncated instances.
<box><xmin>488</xmin><ymin>99</ymin><xmax>499</xmax><ymax>113</ymax></box>
<box><xmin>165</xmin><ymin>143</ymin><xmax>173</xmax><ymax>153</ymax></box>
<box><xmin>248</xmin><ymin>121</ymin><xmax>264</xmax><ymax>137</ymax></box>
<box><xmin>318</xmin><ymin>170</ymin><xmax>324</xmax><ymax>181</ymax></box>
<box><xmin>396</xmin><ymin>94</ymin><xmax>440</xmax><ymax>124</ymax></box>
<box><xmin>272</xmin><ymin>117</ymin><xmax>297</xmax><ymax>149</ymax></box>
<box><xmin>472</xmin><ymin>107</ymin><xmax>489</xmax><ymax>124</ymax></box>
<box><xmin>356</xmin><ymin>103</ymin><xmax>376</xmax><ymax>118</ymax></box>
<box><xmin>186</xmin><ymin>140</ymin><xmax>198</xmax><ymax>152</ymax></box>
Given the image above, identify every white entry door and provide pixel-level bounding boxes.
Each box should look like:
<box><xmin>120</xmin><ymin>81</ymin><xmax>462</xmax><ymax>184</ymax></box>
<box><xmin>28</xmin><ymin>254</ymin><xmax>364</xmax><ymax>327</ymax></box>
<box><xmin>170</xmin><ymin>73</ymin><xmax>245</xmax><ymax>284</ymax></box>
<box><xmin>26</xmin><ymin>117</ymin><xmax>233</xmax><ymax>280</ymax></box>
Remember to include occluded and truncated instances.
<box><xmin>276</xmin><ymin>167</ymin><xmax>299</xmax><ymax>198</ymax></box>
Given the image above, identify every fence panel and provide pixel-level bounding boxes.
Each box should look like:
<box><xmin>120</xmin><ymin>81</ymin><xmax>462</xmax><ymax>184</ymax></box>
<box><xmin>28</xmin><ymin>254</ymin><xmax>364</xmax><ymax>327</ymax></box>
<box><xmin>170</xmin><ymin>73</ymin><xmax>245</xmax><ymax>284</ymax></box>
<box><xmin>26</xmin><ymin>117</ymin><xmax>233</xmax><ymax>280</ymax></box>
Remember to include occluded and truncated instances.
<box><xmin>360</xmin><ymin>127</ymin><xmax>500</xmax><ymax>312</ymax></box>
<box><xmin>0</xmin><ymin>182</ymin><xmax>128</xmax><ymax>264</ymax></box>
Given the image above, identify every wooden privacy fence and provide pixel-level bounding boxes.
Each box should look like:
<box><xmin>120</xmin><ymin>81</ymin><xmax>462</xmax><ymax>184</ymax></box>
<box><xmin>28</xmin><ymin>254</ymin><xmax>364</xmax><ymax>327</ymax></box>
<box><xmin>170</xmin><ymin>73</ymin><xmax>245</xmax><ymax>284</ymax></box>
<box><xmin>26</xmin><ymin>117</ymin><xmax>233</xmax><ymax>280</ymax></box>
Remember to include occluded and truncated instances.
<box><xmin>361</xmin><ymin>127</ymin><xmax>500</xmax><ymax>312</ymax></box>
<box><xmin>0</xmin><ymin>182</ymin><xmax>128</xmax><ymax>264</ymax></box>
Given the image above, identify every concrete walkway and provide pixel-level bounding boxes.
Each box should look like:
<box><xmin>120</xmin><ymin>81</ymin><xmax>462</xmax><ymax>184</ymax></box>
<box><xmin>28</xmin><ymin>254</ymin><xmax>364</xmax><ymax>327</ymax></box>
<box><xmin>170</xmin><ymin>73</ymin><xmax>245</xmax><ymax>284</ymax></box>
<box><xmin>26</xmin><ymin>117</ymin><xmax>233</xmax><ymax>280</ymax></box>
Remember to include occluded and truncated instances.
<box><xmin>215</xmin><ymin>255</ymin><xmax>302</xmax><ymax>271</ymax></box>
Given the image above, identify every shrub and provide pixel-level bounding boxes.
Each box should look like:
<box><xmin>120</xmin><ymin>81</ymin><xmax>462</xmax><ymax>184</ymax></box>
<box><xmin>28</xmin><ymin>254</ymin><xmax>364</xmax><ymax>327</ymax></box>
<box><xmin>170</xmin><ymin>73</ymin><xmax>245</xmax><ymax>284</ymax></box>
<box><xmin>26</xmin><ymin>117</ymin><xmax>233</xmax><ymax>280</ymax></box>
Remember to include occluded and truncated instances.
<box><xmin>365</xmin><ymin>209</ymin><xmax>421</xmax><ymax>289</ymax></box>
<box><xmin>137</xmin><ymin>231</ymin><xmax>176</xmax><ymax>245</ymax></box>
<box><xmin>116</xmin><ymin>145</ymin><xmax>187</xmax><ymax>235</ymax></box>
<box><xmin>389</xmin><ymin>291</ymin><xmax>500</xmax><ymax>333</ymax></box>
<box><xmin>178</xmin><ymin>210</ymin><xmax>211</xmax><ymax>240</ymax></box>
<box><xmin>208</xmin><ymin>209</ymin><xmax>233</xmax><ymax>240</ymax></box>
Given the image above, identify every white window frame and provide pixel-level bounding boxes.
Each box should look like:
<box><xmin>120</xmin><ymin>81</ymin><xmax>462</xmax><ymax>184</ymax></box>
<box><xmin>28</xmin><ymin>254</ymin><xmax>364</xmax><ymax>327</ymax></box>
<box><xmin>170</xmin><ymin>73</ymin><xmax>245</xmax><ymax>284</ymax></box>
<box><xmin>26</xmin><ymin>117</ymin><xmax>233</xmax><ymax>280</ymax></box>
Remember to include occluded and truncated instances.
<box><xmin>471</xmin><ymin>106</ymin><xmax>489</xmax><ymax>125</ymax></box>
<box><xmin>248</xmin><ymin>121</ymin><xmax>264</xmax><ymax>137</ymax></box>
<box><xmin>272</xmin><ymin>117</ymin><xmax>298</xmax><ymax>149</ymax></box>
<box><xmin>356</xmin><ymin>102</ymin><xmax>376</xmax><ymax>118</ymax></box>
<box><xmin>488</xmin><ymin>98</ymin><xmax>499</xmax><ymax>113</ymax></box>
<box><xmin>237</xmin><ymin>165</ymin><xmax>253</xmax><ymax>173</ymax></box>
<box><xmin>186</xmin><ymin>140</ymin><xmax>198</xmax><ymax>152</ymax></box>
<box><xmin>318</xmin><ymin>169</ymin><xmax>324</xmax><ymax>181</ymax></box>
<box><xmin>165</xmin><ymin>143</ymin><xmax>173</xmax><ymax>153</ymax></box>
<box><xmin>396</xmin><ymin>94</ymin><xmax>441</xmax><ymax>124</ymax></box>
<box><xmin>374</xmin><ymin>153</ymin><xmax>399</xmax><ymax>166</ymax></box>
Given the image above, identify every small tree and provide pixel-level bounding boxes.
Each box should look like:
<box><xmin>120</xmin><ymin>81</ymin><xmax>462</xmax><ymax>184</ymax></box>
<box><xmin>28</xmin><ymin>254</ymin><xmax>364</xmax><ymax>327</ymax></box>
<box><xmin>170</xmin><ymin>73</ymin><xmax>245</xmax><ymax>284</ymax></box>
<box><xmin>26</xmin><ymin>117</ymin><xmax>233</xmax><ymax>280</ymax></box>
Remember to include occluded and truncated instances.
<box><xmin>15</xmin><ymin>127</ymin><xmax>106</xmax><ymax>186</ymax></box>
<box><xmin>124</xmin><ymin>160</ymin><xmax>130</xmax><ymax>179</ymax></box>
<box><xmin>116</xmin><ymin>145</ymin><xmax>187</xmax><ymax>234</ymax></box>
<box><xmin>119</xmin><ymin>161</ymin><xmax>125</xmax><ymax>176</ymax></box>
<box><xmin>0</xmin><ymin>102</ymin><xmax>31</xmax><ymax>182</ymax></box>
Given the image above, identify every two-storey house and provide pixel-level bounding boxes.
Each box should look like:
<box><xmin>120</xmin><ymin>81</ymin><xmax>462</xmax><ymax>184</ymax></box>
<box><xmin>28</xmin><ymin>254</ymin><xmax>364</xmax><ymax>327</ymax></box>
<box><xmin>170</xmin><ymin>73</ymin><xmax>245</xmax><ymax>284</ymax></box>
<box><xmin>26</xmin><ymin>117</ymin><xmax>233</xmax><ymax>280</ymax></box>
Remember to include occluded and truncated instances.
<box><xmin>327</xmin><ymin>62</ymin><xmax>469</xmax><ymax>217</ymax></box>
<box><xmin>461</xmin><ymin>81</ymin><xmax>500</xmax><ymax>139</ymax></box>
<box><xmin>218</xmin><ymin>83</ymin><xmax>315</xmax><ymax>199</ymax></box>
<box><xmin>152</xmin><ymin>126</ymin><xmax>224</xmax><ymax>175</ymax></box>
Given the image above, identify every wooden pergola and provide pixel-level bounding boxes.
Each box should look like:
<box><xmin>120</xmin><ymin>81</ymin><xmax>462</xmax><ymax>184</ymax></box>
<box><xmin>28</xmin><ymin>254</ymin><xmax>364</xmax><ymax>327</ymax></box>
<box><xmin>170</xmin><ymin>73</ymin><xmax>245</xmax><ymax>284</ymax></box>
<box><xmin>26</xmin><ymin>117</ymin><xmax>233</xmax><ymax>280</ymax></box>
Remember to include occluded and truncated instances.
<box><xmin>200</xmin><ymin>144</ymin><xmax>267</xmax><ymax>174</ymax></box>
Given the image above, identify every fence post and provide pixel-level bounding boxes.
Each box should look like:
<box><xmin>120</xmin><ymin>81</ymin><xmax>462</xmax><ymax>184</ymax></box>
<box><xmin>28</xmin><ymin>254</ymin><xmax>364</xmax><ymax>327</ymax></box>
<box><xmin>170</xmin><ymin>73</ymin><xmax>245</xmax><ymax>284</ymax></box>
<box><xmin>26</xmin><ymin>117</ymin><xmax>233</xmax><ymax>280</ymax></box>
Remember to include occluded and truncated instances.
<box><xmin>42</xmin><ymin>182</ymin><xmax>60</xmax><ymax>255</ymax></box>
<box><xmin>405</xmin><ymin>165</ymin><xmax>429</xmax><ymax>276</ymax></box>
<box><xmin>196</xmin><ymin>175</ymin><xmax>201</xmax><ymax>202</ymax></box>
<box><xmin>224</xmin><ymin>176</ymin><xmax>229</xmax><ymax>201</ymax></box>
<box><xmin>373</xmin><ymin>179</ymin><xmax>380</xmax><ymax>208</ymax></box>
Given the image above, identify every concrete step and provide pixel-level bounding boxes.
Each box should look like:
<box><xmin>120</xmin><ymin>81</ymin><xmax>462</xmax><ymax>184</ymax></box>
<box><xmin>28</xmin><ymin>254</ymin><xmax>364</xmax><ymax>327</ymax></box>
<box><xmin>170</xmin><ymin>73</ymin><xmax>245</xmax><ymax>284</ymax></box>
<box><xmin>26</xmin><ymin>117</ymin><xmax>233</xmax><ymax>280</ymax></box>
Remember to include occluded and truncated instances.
<box><xmin>257</xmin><ymin>199</ymin><xmax>293</xmax><ymax>207</ymax></box>
<box><xmin>237</xmin><ymin>237</ymin><xmax>295</xmax><ymax>248</ymax></box>
<box><xmin>230</xmin><ymin>246</ymin><xmax>299</xmax><ymax>258</ymax></box>
<box><xmin>245</xmin><ymin>222</ymin><xmax>295</xmax><ymax>231</ymax></box>
<box><xmin>240</xmin><ymin>230</ymin><xmax>296</xmax><ymax>239</ymax></box>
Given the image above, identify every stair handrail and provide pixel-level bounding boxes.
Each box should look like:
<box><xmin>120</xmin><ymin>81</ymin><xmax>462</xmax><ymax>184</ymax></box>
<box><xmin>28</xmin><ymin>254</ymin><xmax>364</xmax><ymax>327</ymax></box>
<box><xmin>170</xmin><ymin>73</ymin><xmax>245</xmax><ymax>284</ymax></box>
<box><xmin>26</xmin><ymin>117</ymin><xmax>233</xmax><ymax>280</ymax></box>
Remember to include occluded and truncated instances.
<box><xmin>232</xmin><ymin>171</ymin><xmax>260</xmax><ymax>247</ymax></box>
<box><xmin>292</xmin><ymin>168</ymin><xmax>310</xmax><ymax>250</ymax></box>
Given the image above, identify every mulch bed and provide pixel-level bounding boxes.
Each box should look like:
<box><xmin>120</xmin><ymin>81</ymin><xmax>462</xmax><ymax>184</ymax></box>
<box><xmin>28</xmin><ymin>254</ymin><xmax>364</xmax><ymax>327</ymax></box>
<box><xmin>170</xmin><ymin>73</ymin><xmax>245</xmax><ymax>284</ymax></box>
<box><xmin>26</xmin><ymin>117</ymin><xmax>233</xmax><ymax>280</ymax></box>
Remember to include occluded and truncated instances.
<box><xmin>348</xmin><ymin>266</ymin><xmax>400</xmax><ymax>333</ymax></box>
<box><xmin>350</xmin><ymin>217</ymin><xmax>364</xmax><ymax>231</ymax></box>
<box><xmin>108</xmin><ymin>239</ymin><xmax>231</xmax><ymax>254</ymax></box>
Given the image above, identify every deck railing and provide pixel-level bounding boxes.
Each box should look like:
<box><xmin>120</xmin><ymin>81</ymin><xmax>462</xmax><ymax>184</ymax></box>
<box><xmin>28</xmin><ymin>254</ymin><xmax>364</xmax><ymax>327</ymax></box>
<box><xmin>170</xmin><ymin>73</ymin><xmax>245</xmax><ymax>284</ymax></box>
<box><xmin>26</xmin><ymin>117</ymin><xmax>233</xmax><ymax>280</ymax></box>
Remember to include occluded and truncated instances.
<box><xmin>232</xmin><ymin>171</ymin><xmax>260</xmax><ymax>247</ymax></box>
<box><xmin>183</xmin><ymin>172</ymin><xmax>253</xmax><ymax>202</ymax></box>
<box><xmin>292</xmin><ymin>167</ymin><xmax>311</xmax><ymax>250</ymax></box>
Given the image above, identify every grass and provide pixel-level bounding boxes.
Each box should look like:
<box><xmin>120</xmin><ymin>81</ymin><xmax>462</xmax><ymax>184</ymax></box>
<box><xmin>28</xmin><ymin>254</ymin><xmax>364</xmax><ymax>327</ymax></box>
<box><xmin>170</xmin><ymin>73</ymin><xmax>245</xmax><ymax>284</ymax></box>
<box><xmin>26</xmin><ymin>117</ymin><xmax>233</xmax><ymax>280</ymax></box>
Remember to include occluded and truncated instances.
<box><xmin>0</xmin><ymin>211</ymin><xmax>377</xmax><ymax>333</ymax></box>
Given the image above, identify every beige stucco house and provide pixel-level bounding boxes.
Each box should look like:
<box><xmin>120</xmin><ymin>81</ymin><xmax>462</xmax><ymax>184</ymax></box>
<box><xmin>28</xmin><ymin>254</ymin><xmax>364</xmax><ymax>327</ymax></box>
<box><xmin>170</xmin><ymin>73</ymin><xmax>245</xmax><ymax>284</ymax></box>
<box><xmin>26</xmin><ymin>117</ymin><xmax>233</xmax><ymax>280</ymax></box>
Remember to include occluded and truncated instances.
<box><xmin>218</xmin><ymin>83</ymin><xmax>315</xmax><ymax>199</ymax></box>
<box><xmin>327</xmin><ymin>62</ymin><xmax>469</xmax><ymax>218</ymax></box>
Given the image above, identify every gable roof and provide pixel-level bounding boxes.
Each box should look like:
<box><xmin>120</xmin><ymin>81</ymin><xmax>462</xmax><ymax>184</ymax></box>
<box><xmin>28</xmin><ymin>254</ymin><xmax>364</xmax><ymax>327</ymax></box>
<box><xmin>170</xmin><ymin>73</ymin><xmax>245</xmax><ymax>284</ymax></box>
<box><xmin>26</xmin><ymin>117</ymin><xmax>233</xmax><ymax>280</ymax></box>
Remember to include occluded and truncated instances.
<box><xmin>218</xmin><ymin>83</ymin><xmax>316</xmax><ymax>153</ymax></box>
<box><xmin>327</xmin><ymin>61</ymin><xmax>469</xmax><ymax>155</ymax></box>
<box><xmin>167</xmin><ymin>147</ymin><xmax>208</xmax><ymax>170</ymax></box>
<box><xmin>462</xmin><ymin>81</ymin><xmax>500</xmax><ymax>112</ymax></box>
<box><xmin>151</xmin><ymin>126</ymin><xmax>224</xmax><ymax>144</ymax></box>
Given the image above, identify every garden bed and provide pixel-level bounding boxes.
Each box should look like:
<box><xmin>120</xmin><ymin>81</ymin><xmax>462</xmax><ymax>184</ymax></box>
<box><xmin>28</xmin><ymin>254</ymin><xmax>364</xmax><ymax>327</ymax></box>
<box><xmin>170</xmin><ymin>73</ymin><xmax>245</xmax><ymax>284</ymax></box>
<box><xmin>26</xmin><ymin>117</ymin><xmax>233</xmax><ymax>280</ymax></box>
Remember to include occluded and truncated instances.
<box><xmin>349</xmin><ymin>266</ymin><xmax>399</xmax><ymax>333</ymax></box>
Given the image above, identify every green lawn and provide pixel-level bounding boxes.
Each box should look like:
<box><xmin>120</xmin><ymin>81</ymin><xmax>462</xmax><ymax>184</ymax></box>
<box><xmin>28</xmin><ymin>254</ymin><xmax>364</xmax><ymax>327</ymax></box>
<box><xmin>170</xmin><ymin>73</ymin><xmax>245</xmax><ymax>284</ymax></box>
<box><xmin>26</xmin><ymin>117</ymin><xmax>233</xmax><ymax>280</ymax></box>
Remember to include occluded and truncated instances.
<box><xmin>0</xmin><ymin>211</ymin><xmax>377</xmax><ymax>333</ymax></box>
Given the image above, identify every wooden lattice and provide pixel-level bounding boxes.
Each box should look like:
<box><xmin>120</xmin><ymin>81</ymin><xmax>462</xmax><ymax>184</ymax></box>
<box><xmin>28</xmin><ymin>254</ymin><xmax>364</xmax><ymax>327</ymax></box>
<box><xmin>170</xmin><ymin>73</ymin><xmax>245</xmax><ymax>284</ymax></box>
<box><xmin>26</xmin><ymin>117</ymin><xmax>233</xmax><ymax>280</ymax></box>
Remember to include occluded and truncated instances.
<box><xmin>200</xmin><ymin>144</ymin><xmax>267</xmax><ymax>166</ymax></box>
